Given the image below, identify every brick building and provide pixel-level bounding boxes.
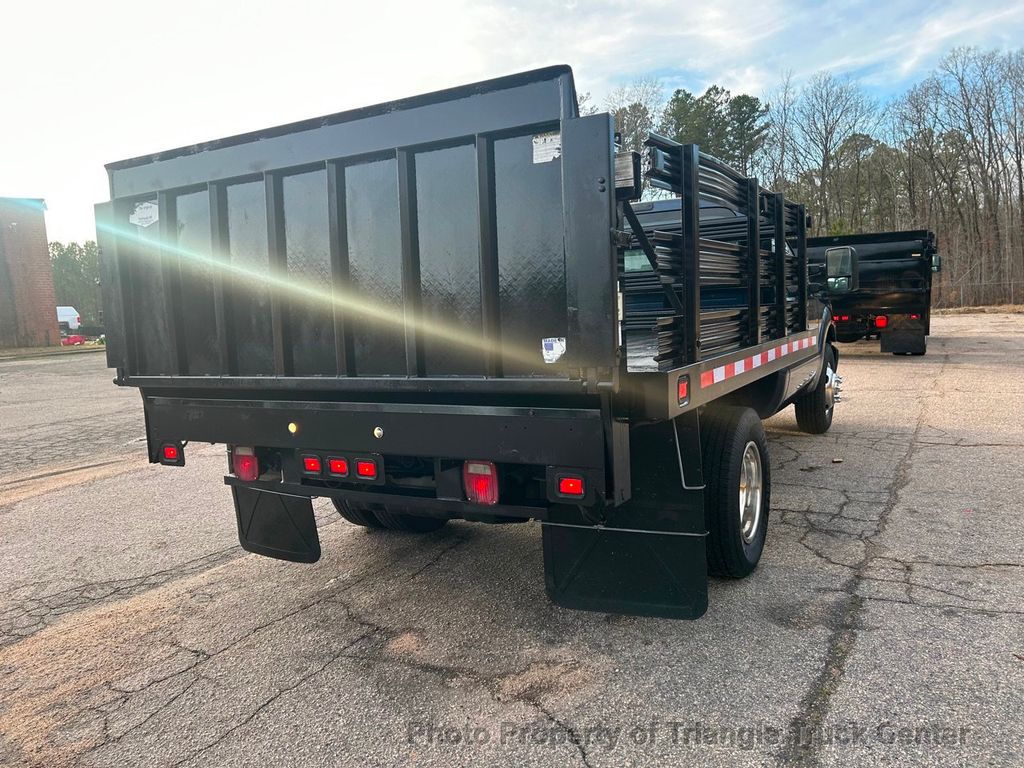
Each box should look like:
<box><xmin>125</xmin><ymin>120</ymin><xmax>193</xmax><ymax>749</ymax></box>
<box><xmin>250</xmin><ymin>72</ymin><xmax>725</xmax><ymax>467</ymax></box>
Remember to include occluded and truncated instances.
<box><xmin>0</xmin><ymin>198</ymin><xmax>60</xmax><ymax>348</ymax></box>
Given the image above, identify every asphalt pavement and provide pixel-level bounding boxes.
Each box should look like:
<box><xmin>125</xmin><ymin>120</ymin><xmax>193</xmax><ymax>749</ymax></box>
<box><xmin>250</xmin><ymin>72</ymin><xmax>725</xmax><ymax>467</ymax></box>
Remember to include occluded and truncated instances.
<box><xmin>1</xmin><ymin>313</ymin><xmax>1021</xmax><ymax>767</ymax></box>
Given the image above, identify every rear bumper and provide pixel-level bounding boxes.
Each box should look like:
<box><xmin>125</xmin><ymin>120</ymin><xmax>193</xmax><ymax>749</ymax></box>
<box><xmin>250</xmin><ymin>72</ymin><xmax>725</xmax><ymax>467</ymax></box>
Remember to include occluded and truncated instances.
<box><xmin>144</xmin><ymin>395</ymin><xmax>606</xmax><ymax>468</ymax></box>
<box><xmin>147</xmin><ymin>395</ymin><xmax>610</xmax><ymax>513</ymax></box>
<box><xmin>224</xmin><ymin>475</ymin><xmax>546</xmax><ymax>521</ymax></box>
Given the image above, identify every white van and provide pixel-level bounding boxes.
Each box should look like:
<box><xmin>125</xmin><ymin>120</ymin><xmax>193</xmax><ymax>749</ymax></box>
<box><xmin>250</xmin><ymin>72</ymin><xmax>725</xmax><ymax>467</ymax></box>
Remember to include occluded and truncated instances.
<box><xmin>56</xmin><ymin>306</ymin><xmax>81</xmax><ymax>330</ymax></box>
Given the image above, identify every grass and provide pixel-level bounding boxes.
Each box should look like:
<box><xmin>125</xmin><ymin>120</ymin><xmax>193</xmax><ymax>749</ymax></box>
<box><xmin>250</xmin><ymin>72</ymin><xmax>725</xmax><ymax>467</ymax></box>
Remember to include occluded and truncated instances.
<box><xmin>934</xmin><ymin>304</ymin><xmax>1024</xmax><ymax>315</ymax></box>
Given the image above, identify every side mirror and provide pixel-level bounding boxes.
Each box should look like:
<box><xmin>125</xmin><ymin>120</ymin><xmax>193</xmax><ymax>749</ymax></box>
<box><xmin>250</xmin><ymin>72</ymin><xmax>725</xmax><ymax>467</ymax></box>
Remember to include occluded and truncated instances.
<box><xmin>825</xmin><ymin>246</ymin><xmax>859</xmax><ymax>294</ymax></box>
<box><xmin>931</xmin><ymin>254</ymin><xmax>942</xmax><ymax>273</ymax></box>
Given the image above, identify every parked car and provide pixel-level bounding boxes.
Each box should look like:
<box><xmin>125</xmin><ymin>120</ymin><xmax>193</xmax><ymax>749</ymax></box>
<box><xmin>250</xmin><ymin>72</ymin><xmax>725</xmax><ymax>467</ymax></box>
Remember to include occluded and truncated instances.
<box><xmin>56</xmin><ymin>306</ymin><xmax>81</xmax><ymax>331</ymax></box>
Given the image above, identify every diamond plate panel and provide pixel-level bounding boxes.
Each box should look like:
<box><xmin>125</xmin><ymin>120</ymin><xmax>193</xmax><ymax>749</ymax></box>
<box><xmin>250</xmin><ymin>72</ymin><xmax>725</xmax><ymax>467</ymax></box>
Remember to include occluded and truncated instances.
<box><xmin>283</xmin><ymin>170</ymin><xmax>334</xmax><ymax>375</ymax></box>
<box><xmin>345</xmin><ymin>158</ymin><xmax>405</xmax><ymax>375</ymax></box>
<box><xmin>226</xmin><ymin>181</ymin><xmax>274</xmax><ymax>374</ymax></box>
<box><xmin>415</xmin><ymin>144</ymin><xmax>484</xmax><ymax>375</ymax></box>
<box><xmin>125</xmin><ymin>198</ymin><xmax>171</xmax><ymax>374</ymax></box>
<box><xmin>494</xmin><ymin>134</ymin><xmax>566</xmax><ymax>376</ymax></box>
<box><xmin>174</xmin><ymin>190</ymin><xmax>219</xmax><ymax>374</ymax></box>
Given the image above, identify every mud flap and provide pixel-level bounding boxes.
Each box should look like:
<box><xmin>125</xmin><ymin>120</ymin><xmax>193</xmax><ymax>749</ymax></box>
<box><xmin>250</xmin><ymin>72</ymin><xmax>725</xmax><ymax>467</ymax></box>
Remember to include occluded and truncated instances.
<box><xmin>542</xmin><ymin>413</ymin><xmax>708</xmax><ymax>619</ymax></box>
<box><xmin>881</xmin><ymin>327</ymin><xmax>925</xmax><ymax>354</ymax></box>
<box><xmin>231</xmin><ymin>486</ymin><xmax>321</xmax><ymax>563</ymax></box>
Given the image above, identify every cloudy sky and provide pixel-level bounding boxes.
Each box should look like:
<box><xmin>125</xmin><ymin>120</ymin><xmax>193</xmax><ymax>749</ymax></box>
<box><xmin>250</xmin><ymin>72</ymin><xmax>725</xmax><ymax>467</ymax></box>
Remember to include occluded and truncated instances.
<box><xmin>3</xmin><ymin>0</ymin><xmax>1023</xmax><ymax>242</ymax></box>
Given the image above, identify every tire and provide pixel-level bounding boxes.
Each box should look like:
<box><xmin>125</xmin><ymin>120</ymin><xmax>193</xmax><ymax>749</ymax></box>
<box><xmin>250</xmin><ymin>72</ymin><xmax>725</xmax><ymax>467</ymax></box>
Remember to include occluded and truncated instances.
<box><xmin>373</xmin><ymin>508</ymin><xmax>448</xmax><ymax>533</ymax></box>
<box><xmin>331</xmin><ymin>499</ymin><xmax>385</xmax><ymax>528</ymax></box>
<box><xmin>794</xmin><ymin>346</ymin><xmax>837</xmax><ymax>434</ymax></box>
<box><xmin>701</xmin><ymin>406</ymin><xmax>771</xmax><ymax>578</ymax></box>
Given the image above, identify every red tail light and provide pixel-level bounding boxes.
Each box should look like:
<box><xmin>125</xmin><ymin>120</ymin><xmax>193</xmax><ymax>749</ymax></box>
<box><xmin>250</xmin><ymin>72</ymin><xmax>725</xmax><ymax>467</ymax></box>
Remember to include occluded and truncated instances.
<box><xmin>328</xmin><ymin>457</ymin><xmax>349</xmax><ymax>476</ymax></box>
<box><xmin>356</xmin><ymin>460</ymin><xmax>377</xmax><ymax>480</ymax></box>
<box><xmin>463</xmin><ymin>461</ymin><xmax>498</xmax><ymax>505</ymax></box>
<box><xmin>837</xmin><ymin>314</ymin><xmax>850</xmax><ymax>322</ymax></box>
<box><xmin>159</xmin><ymin>442</ymin><xmax>184</xmax><ymax>466</ymax></box>
<box><xmin>874</xmin><ymin>315</ymin><xmax>888</xmax><ymax>329</ymax></box>
<box><xmin>558</xmin><ymin>475</ymin><xmax>584</xmax><ymax>497</ymax></box>
<box><xmin>232</xmin><ymin>447</ymin><xmax>259</xmax><ymax>482</ymax></box>
<box><xmin>910</xmin><ymin>313</ymin><xmax>920</xmax><ymax>320</ymax></box>
<box><xmin>301</xmin><ymin>455</ymin><xmax>322</xmax><ymax>475</ymax></box>
<box><xmin>677</xmin><ymin>375</ymin><xmax>689</xmax><ymax>406</ymax></box>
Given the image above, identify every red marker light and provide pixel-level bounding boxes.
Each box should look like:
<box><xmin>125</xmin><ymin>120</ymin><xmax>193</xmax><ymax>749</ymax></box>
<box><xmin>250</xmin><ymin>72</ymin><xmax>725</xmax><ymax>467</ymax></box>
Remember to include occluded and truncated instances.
<box><xmin>159</xmin><ymin>442</ymin><xmax>184</xmax><ymax>466</ymax></box>
<box><xmin>302</xmin><ymin>455</ymin><xmax>322</xmax><ymax>474</ymax></box>
<box><xmin>328</xmin><ymin>457</ymin><xmax>349</xmax><ymax>476</ymax></box>
<box><xmin>232</xmin><ymin>447</ymin><xmax>259</xmax><ymax>482</ymax></box>
<box><xmin>463</xmin><ymin>461</ymin><xmax>499</xmax><ymax>505</ymax></box>
<box><xmin>356</xmin><ymin>460</ymin><xmax>377</xmax><ymax>479</ymax></box>
<box><xmin>910</xmin><ymin>313</ymin><xmax>920</xmax><ymax>320</ymax></box>
<box><xmin>874</xmin><ymin>315</ymin><xmax>888</xmax><ymax>329</ymax></box>
<box><xmin>558</xmin><ymin>476</ymin><xmax>584</xmax><ymax>497</ymax></box>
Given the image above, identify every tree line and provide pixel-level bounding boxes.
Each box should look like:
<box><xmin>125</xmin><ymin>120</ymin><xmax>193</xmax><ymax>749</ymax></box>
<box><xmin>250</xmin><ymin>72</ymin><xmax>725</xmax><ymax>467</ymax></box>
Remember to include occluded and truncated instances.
<box><xmin>602</xmin><ymin>47</ymin><xmax>1024</xmax><ymax>307</ymax></box>
<box><xmin>52</xmin><ymin>48</ymin><xmax>1024</xmax><ymax>318</ymax></box>
<box><xmin>50</xmin><ymin>241</ymin><xmax>101</xmax><ymax>326</ymax></box>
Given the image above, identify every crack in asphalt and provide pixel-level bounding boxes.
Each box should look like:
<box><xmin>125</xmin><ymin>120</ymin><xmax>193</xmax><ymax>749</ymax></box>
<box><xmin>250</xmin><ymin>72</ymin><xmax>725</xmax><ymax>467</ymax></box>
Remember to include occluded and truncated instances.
<box><xmin>0</xmin><ymin>459</ymin><xmax>125</xmax><ymax>488</ymax></box>
<box><xmin>134</xmin><ymin>531</ymin><xmax>598</xmax><ymax>768</ymax></box>
<box><xmin>829</xmin><ymin>590</ymin><xmax>1024</xmax><ymax>617</ymax></box>
<box><xmin>167</xmin><ymin>630</ymin><xmax>377</xmax><ymax>768</ymax></box>
<box><xmin>0</xmin><ymin>546</ymin><xmax>244</xmax><ymax>649</ymax></box>
<box><xmin>81</xmin><ymin>532</ymin><xmax>474</xmax><ymax>768</ymax></box>
<box><xmin>779</xmin><ymin>506</ymin><xmax>1022</xmax><ymax>611</ymax></box>
<box><xmin>322</xmin><ymin>651</ymin><xmax>596</xmax><ymax>768</ymax></box>
<box><xmin>775</xmin><ymin>345</ymin><xmax>951</xmax><ymax>768</ymax></box>
<box><xmin>533</xmin><ymin>703</ymin><xmax>594</xmax><ymax>768</ymax></box>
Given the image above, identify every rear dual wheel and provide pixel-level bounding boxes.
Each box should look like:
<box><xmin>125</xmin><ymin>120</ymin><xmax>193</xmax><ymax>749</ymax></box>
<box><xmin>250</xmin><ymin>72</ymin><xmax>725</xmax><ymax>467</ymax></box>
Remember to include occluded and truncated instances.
<box><xmin>331</xmin><ymin>499</ymin><xmax>447</xmax><ymax>533</ymax></box>
<box><xmin>701</xmin><ymin>406</ymin><xmax>770</xmax><ymax>578</ymax></box>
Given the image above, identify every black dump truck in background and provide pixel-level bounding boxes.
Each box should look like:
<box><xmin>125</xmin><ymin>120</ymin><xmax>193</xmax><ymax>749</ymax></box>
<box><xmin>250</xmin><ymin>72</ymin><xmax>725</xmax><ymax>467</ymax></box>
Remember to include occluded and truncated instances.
<box><xmin>97</xmin><ymin>66</ymin><xmax>848</xmax><ymax>620</ymax></box>
<box><xmin>807</xmin><ymin>230</ymin><xmax>940</xmax><ymax>355</ymax></box>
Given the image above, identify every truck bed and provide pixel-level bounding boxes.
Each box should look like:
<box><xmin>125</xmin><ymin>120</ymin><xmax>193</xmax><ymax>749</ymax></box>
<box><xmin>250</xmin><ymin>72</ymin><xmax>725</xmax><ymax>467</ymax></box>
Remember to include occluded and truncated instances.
<box><xmin>98</xmin><ymin>66</ymin><xmax>615</xmax><ymax>394</ymax></box>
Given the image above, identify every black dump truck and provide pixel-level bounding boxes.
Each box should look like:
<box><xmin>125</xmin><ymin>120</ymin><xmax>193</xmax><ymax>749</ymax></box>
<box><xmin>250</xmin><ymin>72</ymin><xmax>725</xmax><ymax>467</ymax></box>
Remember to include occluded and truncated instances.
<box><xmin>97</xmin><ymin>66</ymin><xmax>850</xmax><ymax>619</ymax></box>
<box><xmin>807</xmin><ymin>230</ymin><xmax>940</xmax><ymax>355</ymax></box>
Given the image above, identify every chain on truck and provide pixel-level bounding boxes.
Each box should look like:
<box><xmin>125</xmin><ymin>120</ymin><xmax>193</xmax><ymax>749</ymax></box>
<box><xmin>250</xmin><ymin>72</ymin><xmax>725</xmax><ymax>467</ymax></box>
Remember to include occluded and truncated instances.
<box><xmin>97</xmin><ymin>66</ymin><xmax>852</xmax><ymax>619</ymax></box>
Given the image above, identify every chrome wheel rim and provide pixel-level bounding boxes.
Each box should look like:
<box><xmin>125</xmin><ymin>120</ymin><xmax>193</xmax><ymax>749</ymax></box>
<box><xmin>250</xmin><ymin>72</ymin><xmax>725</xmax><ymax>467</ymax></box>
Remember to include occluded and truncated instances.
<box><xmin>739</xmin><ymin>441</ymin><xmax>763</xmax><ymax>544</ymax></box>
<box><xmin>823</xmin><ymin>362</ymin><xmax>838</xmax><ymax>413</ymax></box>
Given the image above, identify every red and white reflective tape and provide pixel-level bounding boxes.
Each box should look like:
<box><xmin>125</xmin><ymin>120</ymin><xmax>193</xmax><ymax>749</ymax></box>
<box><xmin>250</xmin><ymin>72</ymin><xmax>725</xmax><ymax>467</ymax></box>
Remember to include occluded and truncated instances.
<box><xmin>699</xmin><ymin>334</ymin><xmax>817</xmax><ymax>389</ymax></box>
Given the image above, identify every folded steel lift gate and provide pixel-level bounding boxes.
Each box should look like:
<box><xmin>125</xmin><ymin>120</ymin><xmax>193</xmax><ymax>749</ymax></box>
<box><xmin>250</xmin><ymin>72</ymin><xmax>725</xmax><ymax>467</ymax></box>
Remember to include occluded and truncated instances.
<box><xmin>98</xmin><ymin>66</ymin><xmax>825</xmax><ymax>619</ymax></box>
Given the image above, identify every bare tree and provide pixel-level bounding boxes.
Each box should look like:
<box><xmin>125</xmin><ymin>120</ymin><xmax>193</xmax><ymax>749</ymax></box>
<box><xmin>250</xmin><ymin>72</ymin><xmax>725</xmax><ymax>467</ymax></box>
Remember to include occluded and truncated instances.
<box><xmin>605</xmin><ymin>78</ymin><xmax>663</xmax><ymax>152</ymax></box>
<box><xmin>576</xmin><ymin>91</ymin><xmax>599</xmax><ymax>116</ymax></box>
<box><xmin>588</xmin><ymin>49</ymin><xmax>1024</xmax><ymax>308</ymax></box>
<box><xmin>795</xmin><ymin>72</ymin><xmax>876</xmax><ymax>233</ymax></box>
<box><xmin>761</xmin><ymin>70</ymin><xmax>798</xmax><ymax>193</ymax></box>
